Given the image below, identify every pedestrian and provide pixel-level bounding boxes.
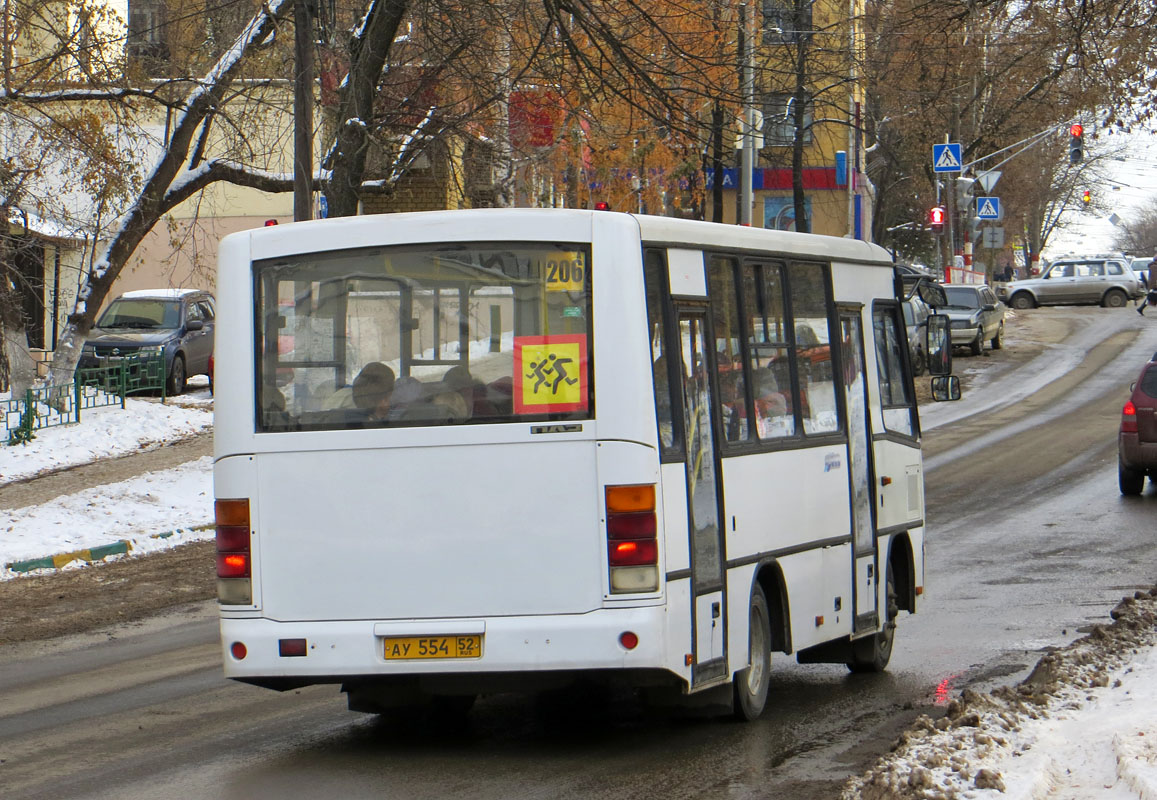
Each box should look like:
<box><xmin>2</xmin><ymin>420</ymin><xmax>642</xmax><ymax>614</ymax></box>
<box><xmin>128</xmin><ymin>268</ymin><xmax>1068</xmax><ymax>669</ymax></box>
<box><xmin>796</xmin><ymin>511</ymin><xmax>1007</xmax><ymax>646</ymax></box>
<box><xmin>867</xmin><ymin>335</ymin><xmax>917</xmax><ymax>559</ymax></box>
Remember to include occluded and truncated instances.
<box><xmin>1138</xmin><ymin>247</ymin><xmax>1157</xmax><ymax>315</ymax></box>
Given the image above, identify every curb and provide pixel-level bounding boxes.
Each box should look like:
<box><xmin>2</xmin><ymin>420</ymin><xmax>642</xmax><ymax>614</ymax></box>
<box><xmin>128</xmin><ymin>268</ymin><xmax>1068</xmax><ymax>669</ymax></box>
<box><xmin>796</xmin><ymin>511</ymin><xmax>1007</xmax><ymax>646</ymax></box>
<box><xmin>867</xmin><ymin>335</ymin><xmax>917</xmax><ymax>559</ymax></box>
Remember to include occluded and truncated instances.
<box><xmin>3</xmin><ymin>523</ymin><xmax>214</xmax><ymax>575</ymax></box>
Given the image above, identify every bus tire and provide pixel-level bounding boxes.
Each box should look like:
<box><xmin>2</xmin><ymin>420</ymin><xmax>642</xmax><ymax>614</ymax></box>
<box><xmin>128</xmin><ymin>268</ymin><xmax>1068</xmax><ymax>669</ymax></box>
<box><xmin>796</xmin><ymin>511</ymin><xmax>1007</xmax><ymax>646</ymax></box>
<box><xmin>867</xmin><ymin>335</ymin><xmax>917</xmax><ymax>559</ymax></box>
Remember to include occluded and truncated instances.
<box><xmin>848</xmin><ymin>569</ymin><xmax>897</xmax><ymax>673</ymax></box>
<box><xmin>733</xmin><ymin>584</ymin><xmax>772</xmax><ymax>721</ymax></box>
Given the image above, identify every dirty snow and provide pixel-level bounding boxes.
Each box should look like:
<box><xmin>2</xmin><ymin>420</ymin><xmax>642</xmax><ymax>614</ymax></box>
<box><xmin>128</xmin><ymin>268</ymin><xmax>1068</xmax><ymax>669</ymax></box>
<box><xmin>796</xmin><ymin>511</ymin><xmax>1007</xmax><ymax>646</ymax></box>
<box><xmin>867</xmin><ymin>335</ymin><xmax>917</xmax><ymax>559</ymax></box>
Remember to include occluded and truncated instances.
<box><xmin>0</xmin><ymin>380</ymin><xmax>214</xmax><ymax>579</ymax></box>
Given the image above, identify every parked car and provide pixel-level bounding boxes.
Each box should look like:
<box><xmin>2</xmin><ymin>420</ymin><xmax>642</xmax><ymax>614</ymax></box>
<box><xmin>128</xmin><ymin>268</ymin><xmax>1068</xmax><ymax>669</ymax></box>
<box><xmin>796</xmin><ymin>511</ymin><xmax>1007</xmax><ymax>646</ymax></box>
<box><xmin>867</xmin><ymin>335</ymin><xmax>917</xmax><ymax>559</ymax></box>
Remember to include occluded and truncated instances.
<box><xmin>997</xmin><ymin>254</ymin><xmax>1144</xmax><ymax>309</ymax></box>
<box><xmin>79</xmin><ymin>289</ymin><xmax>215</xmax><ymax>395</ymax></box>
<box><xmin>902</xmin><ymin>294</ymin><xmax>932</xmax><ymax>375</ymax></box>
<box><xmin>1119</xmin><ymin>353</ymin><xmax>1157</xmax><ymax>495</ymax></box>
<box><xmin>942</xmin><ymin>284</ymin><xmax>1006</xmax><ymax>356</ymax></box>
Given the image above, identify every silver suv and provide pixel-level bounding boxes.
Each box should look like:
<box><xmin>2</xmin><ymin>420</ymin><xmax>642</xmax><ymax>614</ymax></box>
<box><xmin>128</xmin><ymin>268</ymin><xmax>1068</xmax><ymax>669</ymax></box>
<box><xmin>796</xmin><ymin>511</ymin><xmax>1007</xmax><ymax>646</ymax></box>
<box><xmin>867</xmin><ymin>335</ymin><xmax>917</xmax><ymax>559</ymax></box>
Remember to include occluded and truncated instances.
<box><xmin>997</xmin><ymin>254</ymin><xmax>1143</xmax><ymax>309</ymax></box>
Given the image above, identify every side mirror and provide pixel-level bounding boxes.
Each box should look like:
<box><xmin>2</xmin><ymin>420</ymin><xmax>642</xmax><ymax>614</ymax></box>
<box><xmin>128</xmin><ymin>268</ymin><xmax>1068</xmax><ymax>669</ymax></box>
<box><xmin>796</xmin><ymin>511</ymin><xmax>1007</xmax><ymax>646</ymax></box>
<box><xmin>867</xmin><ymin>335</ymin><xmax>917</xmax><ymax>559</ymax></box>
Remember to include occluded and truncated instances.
<box><xmin>925</xmin><ymin>314</ymin><xmax>952</xmax><ymax>376</ymax></box>
<box><xmin>186</xmin><ymin>319</ymin><xmax>204</xmax><ymax>332</ymax></box>
<box><xmin>931</xmin><ymin>375</ymin><xmax>962</xmax><ymax>402</ymax></box>
<box><xmin>983</xmin><ymin>303</ymin><xmax>996</xmax><ymax>311</ymax></box>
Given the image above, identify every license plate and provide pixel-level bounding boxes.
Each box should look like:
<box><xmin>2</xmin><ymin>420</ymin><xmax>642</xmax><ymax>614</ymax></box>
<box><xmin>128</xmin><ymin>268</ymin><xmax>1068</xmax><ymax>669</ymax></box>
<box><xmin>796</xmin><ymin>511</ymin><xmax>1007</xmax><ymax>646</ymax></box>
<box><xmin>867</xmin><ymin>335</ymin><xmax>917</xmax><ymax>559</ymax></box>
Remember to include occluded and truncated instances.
<box><xmin>382</xmin><ymin>634</ymin><xmax>482</xmax><ymax>660</ymax></box>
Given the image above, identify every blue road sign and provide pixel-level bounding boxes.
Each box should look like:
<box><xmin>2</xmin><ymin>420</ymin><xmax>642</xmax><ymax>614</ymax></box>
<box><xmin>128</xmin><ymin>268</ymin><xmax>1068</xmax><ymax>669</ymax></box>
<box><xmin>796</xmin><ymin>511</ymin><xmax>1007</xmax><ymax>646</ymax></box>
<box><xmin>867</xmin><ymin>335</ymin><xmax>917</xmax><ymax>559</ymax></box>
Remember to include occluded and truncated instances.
<box><xmin>976</xmin><ymin>196</ymin><xmax>1001</xmax><ymax>220</ymax></box>
<box><xmin>933</xmin><ymin>143</ymin><xmax>963</xmax><ymax>173</ymax></box>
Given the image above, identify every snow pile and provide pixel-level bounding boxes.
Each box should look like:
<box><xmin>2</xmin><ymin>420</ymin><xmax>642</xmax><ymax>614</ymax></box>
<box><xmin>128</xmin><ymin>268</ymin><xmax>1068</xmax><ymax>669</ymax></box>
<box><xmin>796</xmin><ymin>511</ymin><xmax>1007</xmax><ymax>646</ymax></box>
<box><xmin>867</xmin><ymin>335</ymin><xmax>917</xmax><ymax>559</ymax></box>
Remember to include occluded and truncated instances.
<box><xmin>0</xmin><ymin>386</ymin><xmax>214</xmax><ymax>579</ymax></box>
<box><xmin>1</xmin><ymin>389</ymin><xmax>212</xmax><ymax>483</ymax></box>
<box><xmin>844</xmin><ymin>589</ymin><xmax>1157</xmax><ymax>799</ymax></box>
<box><xmin>0</xmin><ymin>457</ymin><xmax>214</xmax><ymax>578</ymax></box>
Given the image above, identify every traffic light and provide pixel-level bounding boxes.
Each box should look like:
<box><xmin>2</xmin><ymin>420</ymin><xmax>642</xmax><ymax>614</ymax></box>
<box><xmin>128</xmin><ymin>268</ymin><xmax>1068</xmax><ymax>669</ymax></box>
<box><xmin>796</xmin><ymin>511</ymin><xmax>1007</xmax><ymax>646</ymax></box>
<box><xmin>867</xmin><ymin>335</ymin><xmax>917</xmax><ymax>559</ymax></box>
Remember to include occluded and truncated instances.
<box><xmin>1082</xmin><ymin>189</ymin><xmax>1092</xmax><ymax>205</ymax></box>
<box><xmin>929</xmin><ymin>206</ymin><xmax>946</xmax><ymax>234</ymax></box>
<box><xmin>1069</xmin><ymin>123</ymin><xmax>1084</xmax><ymax>164</ymax></box>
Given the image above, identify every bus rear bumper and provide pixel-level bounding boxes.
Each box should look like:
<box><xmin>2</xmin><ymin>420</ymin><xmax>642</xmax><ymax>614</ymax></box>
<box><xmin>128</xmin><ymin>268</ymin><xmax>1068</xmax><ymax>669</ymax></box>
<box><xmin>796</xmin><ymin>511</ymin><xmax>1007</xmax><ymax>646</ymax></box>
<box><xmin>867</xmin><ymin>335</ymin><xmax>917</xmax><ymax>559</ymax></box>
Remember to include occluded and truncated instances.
<box><xmin>219</xmin><ymin>605</ymin><xmax>677</xmax><ymax>686</ymax></box>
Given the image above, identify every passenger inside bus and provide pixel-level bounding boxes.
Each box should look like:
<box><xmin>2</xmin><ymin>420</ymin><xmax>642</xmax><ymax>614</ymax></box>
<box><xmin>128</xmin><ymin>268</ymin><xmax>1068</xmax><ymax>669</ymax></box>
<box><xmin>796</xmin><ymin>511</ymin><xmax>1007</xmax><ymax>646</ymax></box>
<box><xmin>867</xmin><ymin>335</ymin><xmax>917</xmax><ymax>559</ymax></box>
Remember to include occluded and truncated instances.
<box><xmin>752</xmin><ymin>367</ymin><xmax>790</xmax><ymax>438</ymax></box>
<box><xmin>351</xmin><ymin>362</ymin><xmax>396</xmax><ymax>420</ymax></box>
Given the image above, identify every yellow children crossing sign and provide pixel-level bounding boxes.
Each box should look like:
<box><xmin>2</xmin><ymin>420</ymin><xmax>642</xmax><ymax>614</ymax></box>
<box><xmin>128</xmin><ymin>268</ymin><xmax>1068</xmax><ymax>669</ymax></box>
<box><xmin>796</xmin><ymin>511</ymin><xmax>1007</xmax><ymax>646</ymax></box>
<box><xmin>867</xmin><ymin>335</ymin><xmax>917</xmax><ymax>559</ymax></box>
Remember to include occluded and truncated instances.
<box><xmin>513</xmin><ymin>334</ymin><xmax>589</xmax><ymax>413</ymax></box>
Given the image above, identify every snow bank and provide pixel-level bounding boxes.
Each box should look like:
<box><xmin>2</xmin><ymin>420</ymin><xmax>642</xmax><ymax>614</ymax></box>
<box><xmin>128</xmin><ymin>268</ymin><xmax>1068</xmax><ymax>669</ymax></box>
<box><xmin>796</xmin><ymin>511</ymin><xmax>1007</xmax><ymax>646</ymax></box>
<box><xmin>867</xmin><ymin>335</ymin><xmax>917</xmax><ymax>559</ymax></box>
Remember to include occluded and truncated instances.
<box><xmin>844</xmin><ymin>590</ymin><xmax>1157</xmax><ymax>799</ymax></box>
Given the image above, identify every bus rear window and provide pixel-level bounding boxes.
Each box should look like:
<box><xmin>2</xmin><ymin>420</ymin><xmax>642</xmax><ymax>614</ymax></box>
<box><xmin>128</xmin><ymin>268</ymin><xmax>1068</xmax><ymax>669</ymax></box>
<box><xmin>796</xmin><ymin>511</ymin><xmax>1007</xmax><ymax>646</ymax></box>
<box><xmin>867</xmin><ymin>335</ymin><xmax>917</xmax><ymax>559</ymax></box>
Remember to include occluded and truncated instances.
<box><xmin>254</xmin><ymin>243</ymin><xmax>592</xmax><ymax>431</ymax></box>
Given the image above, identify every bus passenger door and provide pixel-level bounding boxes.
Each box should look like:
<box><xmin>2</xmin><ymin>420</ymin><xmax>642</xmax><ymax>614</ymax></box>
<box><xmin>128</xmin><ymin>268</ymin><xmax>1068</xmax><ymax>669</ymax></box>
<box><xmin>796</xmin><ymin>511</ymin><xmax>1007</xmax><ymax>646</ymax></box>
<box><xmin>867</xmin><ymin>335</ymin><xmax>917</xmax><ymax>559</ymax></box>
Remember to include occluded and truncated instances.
<box><xmin>839</xmin><ymin>311</ymin><xmax>878</xmax><ymax>632</ymax></box>
<box><xmin>676</xmin><ymin>311</ymin><xmax>728</xmax><ymax>685</ymax></box>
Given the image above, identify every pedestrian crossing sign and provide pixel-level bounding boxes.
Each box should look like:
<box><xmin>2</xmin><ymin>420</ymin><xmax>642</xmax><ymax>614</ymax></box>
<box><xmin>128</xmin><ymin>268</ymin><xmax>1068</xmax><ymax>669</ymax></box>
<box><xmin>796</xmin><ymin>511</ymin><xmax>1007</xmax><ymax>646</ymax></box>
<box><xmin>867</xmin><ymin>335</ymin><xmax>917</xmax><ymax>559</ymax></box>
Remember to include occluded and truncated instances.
<box><xmin>976</xmin><ymin>197</ymin><xmax>1001</xmax><ymax>219</ymax></box>
<box><xmin>933</xmin><ymin>143</ymin><xmax>963</xmax><ymax>173</ymax></box>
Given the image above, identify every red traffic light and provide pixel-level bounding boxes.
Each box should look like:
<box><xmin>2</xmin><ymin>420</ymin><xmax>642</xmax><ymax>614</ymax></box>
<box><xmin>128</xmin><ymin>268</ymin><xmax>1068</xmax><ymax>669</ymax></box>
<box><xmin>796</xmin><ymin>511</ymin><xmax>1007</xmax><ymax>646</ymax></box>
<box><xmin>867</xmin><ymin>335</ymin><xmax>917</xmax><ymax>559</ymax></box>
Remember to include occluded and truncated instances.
<box><xmin>1082</xmin><ymin>190</ymin><xmax>1092</xmax><ymax>204</ymax></box>
<box><xmin>929</xmin><ymin>206</ymin><xmax>946</xmax><ymax>234</ymax></box>
<box><xmin>593</xmin><ymin>201</ymin><xmax>611</xmax><ymax>211</ymax></box>
<box><xmin>1070</xmin><ymin>123</ymin><xmax>1083</xmax><ymax>137</ymax></box>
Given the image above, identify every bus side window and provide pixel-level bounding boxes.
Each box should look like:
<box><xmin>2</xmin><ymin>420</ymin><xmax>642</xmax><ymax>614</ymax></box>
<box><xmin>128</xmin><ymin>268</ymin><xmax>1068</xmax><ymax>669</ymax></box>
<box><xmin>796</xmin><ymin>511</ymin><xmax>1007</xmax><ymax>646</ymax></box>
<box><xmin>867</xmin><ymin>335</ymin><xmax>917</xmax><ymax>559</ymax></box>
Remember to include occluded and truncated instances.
<box><xmin>744</xmin><ymin>262</ymin><xmax>795</xmax><ymax>439</ymax></box>
<box><xmin>709</xmin><ymin>255</ymin><xmax>749</xmax><ymax>443</ymax></box>
<box><xmin>872</xmin><ymin>303</ymin><xmax>916</xmax><ymax>437</ymax></box>
<box><xmin>644</xmin><ymin>249</ymin><xmax>680</xmax><ymax>455</ymax></box>
<box><xmin>787</xmin><ymin>262</ymin><xmax>839</xmax><ymax>435</ymax></box>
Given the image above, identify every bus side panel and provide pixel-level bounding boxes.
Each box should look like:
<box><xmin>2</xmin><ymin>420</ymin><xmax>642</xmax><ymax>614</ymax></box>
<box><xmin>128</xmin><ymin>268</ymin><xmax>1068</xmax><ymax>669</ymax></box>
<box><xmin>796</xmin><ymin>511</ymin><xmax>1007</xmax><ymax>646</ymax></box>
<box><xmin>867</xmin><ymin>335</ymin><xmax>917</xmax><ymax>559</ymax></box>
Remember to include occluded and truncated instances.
<box><xmin>658</xmin><ymin>462</ymin><xmax>693</xmax><ymax>684</ymax></box>
<box><xmin>595</xmin><ymin>440</ymin><xmax>662</xmax><ymax>595</ymax></box>
<box><xmin>214</xmin><ymin>231</ymin><xmax>258</xmax><ymax>459</ymax></box>
<box><xmin>215</xmin><ymin>453</ymin><xmax>261</xmax><ymax>611</ymax></box>
<box><xmin>873</xmin><ymin>440</ymin><xmax>924</xmax><ymax>531</ymax></box>
<box><xmin>721</xmin><ymin>448</ymin><xmax>855</xmax><ymax>653</ymax></box>
<box><xmin>589</xmin><ymin>214</ymin><xmax>659</xmax><ymax>450</ymax></box>
<box><xmin>659</xmin><ymin>462</ymin><xmax>690</xmax><ymax>575</ymax></box>
<box><xmin>250</xmin><ymin>442</ymin><xmax>604</xmax><ymax>621</ymax></box>
<box><xmin>720</xmin><ymin>447</ymin><xmax>851</xmax><ymax>562</ymax></box>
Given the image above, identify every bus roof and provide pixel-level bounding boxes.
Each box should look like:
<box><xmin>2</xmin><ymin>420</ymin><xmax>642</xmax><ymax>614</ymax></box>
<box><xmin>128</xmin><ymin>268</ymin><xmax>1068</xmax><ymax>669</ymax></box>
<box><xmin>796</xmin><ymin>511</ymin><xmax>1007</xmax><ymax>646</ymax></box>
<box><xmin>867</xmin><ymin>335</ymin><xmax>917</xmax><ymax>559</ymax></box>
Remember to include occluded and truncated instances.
<box><xmin>233</xmin><ymin>209</ymin><xmax>895</xmax><ymax>267</ymax></box>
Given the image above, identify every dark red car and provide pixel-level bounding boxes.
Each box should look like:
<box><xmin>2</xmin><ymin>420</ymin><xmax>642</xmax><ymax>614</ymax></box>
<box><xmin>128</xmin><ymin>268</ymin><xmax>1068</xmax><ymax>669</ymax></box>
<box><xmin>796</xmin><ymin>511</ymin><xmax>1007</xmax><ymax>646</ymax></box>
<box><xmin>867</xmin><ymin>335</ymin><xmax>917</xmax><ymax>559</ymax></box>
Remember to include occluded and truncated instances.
<box><xmin>1119</xmin><ymin>353</ymin><xmax>1157</xmax><ymax>495</ymax></box>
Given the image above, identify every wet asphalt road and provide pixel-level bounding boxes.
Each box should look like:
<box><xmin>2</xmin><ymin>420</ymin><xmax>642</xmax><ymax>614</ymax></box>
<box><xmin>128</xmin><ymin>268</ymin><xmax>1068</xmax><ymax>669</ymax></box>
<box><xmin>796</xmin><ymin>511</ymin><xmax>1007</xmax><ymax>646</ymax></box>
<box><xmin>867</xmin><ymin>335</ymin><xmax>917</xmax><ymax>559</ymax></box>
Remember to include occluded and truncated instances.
<box><xmin>2</xmin><ymin>307</ymin><xmax>1156</xmax><ymax>800</ymax></box>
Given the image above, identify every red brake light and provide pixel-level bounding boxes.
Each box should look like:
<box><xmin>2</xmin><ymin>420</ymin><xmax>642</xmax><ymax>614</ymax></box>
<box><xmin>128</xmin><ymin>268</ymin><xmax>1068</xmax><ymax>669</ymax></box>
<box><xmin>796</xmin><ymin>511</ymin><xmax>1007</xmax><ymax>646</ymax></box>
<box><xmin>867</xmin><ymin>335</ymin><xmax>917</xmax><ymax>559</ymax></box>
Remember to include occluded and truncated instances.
<box><xmin>1122</xmin><ymin>400</ymin><xmax>1138</xmax><ymax>433</ymax></box>
<box><xmin>609</xmin><ymin>539</ymin><xmax>658</xmax><ymax>566</ymax></box>
<box><xmin>217</xmin><ymin>552</ymin><xmax>250</xmax><ymax>578</ymax></box>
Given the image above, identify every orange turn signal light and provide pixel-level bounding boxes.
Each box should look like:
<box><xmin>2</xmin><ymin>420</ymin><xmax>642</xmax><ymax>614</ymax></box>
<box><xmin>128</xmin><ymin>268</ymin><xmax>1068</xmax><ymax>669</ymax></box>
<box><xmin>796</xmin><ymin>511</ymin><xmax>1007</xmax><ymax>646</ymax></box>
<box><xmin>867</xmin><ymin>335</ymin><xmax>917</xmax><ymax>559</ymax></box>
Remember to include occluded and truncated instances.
<box><xmin>606</xmin><ymin>485</ymin><xmax>655</xmax><ymax>513</ymax></box>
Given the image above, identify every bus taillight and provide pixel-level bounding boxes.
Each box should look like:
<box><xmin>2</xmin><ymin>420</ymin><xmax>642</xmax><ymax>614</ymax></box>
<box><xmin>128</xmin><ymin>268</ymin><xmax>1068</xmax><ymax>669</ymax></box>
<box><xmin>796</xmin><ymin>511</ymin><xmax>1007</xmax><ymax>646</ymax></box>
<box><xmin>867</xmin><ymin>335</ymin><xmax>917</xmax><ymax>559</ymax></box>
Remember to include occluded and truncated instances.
<box><xmin>606</xmin><ymin>485</ymin><xmax>659</xmax><ymax>593</ymax></box>
<box><xmin>216</xmin><ymin>498</ymin><xmax>252</xmax><ymax>604</ymax></box>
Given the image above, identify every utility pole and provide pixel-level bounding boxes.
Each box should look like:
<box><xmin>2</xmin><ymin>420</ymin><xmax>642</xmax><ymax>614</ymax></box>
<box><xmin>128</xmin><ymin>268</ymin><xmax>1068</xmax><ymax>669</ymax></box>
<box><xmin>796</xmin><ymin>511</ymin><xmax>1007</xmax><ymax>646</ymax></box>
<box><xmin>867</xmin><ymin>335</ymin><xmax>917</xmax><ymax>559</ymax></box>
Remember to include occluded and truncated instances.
<box><xmin>943</xmin><ymin>136</ymin><xmax>956</xmax><ymax>280</ymax></box>
<box><xmin>738</xmin><ymin>4</ymin><xmax>754</xmax><ymax>226</ymax></box>
<box><xmin>293</xmin><ymin>0</ymin><xmax>315</xmax><ymax>222</ymax></box>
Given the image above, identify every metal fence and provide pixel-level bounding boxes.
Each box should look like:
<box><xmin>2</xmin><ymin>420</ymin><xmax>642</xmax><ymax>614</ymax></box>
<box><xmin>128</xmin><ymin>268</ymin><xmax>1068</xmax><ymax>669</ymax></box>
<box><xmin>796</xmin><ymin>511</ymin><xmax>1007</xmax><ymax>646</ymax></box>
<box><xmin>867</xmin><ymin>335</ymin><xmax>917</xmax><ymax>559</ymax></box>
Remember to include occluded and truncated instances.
<box><xmin>3</xmin><ymin>353</ymin><xmax>166</xmax><ymax>444</ymax></box>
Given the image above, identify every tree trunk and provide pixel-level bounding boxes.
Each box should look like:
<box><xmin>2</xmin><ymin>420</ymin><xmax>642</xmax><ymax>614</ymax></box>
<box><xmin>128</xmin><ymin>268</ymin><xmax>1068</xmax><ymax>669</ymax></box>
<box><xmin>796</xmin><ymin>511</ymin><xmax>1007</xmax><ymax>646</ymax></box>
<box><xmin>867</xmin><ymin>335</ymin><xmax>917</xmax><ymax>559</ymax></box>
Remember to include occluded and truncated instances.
<box><xmin>324</xmin><ymin>0</ymin><xmax>410</xmax><ymax>218</ymax></box>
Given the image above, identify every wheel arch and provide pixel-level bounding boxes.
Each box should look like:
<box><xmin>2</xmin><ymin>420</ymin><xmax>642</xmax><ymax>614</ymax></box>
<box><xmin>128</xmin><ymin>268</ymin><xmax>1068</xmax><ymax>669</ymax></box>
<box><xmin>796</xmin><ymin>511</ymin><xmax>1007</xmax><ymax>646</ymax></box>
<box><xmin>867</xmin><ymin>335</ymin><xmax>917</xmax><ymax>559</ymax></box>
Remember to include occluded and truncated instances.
<box><xmin>1009</xmin><ymin>290</ymin><xmax>1036</xmax><ymax>309</ymax></box>
<box><xmin>1102</xmin><ymin>287</ymin><xmax>1128</xmax><ymax>307</ymax></box>
<box><xmin>887</xmin><ymin>532</ymin><xmax>916</xmax><ymax>614</ymax></box>
<box><xmin>751</xmin><ymin>560</ymin><xmax>792</xmax><ymax>655</ymax></box>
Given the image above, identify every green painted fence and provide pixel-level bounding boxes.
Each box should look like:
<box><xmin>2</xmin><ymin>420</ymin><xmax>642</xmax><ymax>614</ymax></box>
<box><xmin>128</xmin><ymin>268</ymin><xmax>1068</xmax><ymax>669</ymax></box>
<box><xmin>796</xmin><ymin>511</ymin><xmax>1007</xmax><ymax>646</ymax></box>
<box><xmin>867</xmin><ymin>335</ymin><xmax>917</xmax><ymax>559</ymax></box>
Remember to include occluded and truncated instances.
<box><xmin>3</xmin><ymin>353</ymin><xmax>166</xmax><ymax>445</ymax></box>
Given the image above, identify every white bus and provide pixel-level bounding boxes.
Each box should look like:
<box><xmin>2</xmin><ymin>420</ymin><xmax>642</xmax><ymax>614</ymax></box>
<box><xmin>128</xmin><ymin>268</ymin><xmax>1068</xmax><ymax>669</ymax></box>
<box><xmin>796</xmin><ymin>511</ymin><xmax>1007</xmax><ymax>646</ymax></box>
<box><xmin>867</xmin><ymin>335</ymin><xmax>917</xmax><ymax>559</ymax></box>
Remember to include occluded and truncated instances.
<box><xmin>213</xmin><ymin>209</ymin><xmax>955</xmax><ymax>720</ymax></box>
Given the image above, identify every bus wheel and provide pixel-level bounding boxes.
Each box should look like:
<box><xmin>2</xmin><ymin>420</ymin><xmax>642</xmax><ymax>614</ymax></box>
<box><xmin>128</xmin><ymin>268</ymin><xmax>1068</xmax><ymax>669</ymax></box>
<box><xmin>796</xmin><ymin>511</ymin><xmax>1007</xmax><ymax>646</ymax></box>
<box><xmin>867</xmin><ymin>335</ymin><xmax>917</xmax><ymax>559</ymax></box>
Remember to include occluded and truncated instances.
<box><xmin>848</xmin><ymin>571</ymin><xmax>897</xmax><ymax>673</ymax></box>
<box><xmin>733</xmin><ymin>584</ymin><xmax>771</xmax><ymax>721</ymax></box>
